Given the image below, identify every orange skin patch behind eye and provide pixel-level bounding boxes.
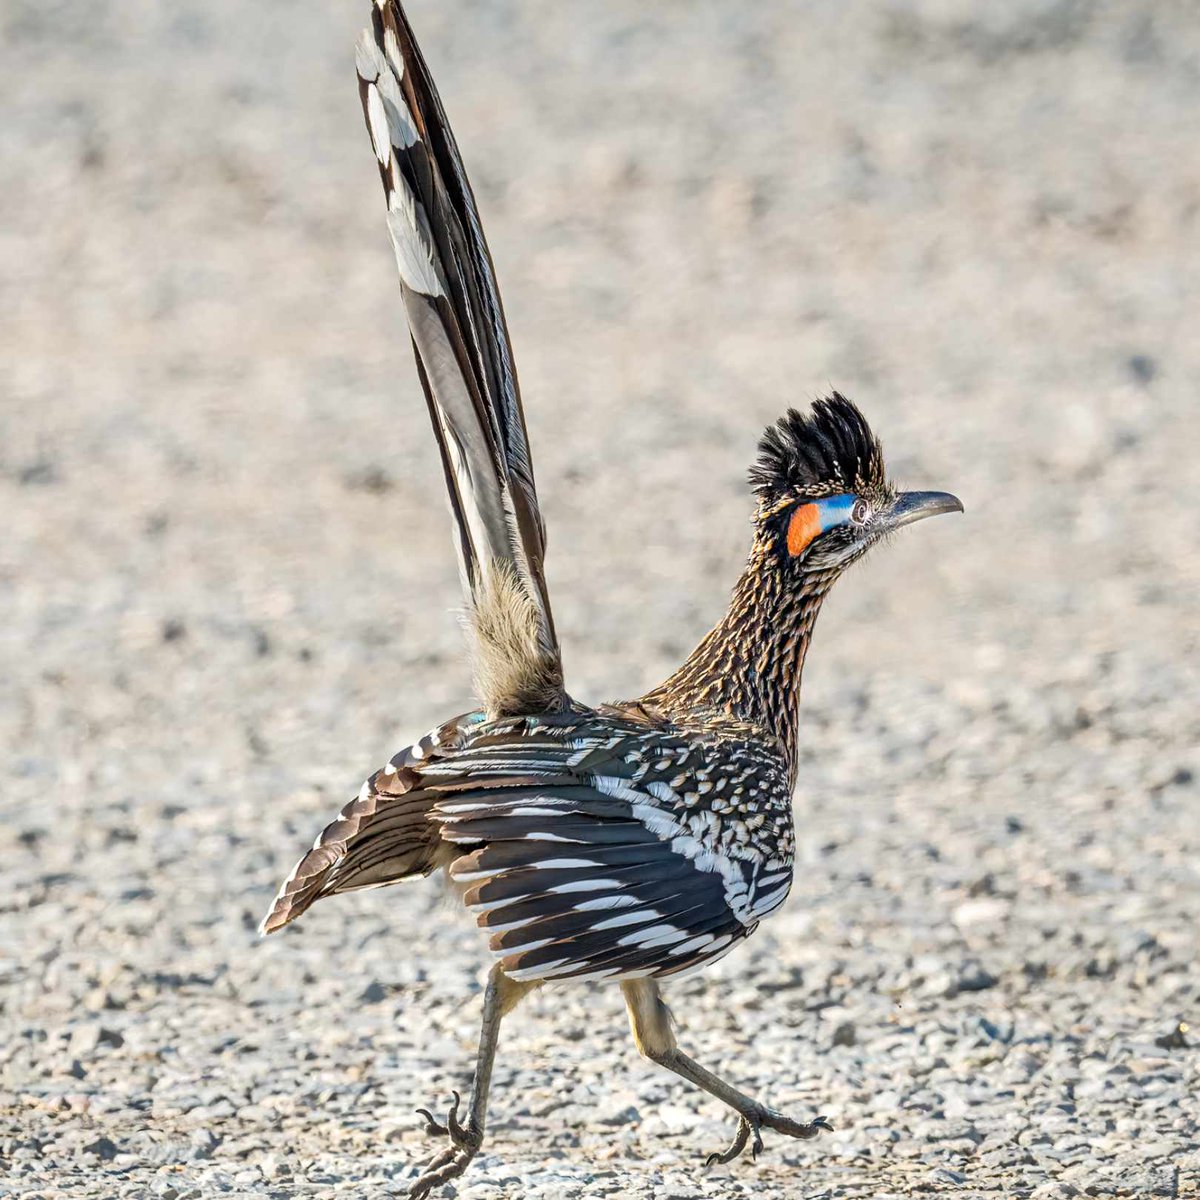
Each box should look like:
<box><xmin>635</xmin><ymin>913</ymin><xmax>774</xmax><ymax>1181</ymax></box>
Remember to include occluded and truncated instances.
<box><xmin>787</xmin><ymin>503</ymin><xmax>822</xmax><ymax>557</ymax></box>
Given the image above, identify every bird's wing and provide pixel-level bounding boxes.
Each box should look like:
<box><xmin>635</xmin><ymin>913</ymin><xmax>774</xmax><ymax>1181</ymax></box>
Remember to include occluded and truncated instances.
<box><xmin>356</xmin><ymin>2</ymin><xmax>561</xmax><ymax>714</ymax></box>
<box><xmin>425</xmin><ymin>718</ymin><xmax>793</xmax><ymax>982</ymax></box>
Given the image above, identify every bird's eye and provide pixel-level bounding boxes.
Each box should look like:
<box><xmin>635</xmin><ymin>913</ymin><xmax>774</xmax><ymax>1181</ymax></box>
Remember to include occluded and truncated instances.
<box><xmin>851</xmin><ymin>498</ymin><xmax>870</xmax><ymax>525</ymax></box>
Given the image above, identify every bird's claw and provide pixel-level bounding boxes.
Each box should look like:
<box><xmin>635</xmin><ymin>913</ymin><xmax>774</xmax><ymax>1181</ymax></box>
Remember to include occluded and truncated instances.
<box><xmin>409</xmin><ymin>1091</ymin><xmax>482</xmax><ymax>1198</ymax></box>
<box><xmin>414</xmin><ymin>1107</ymin><xmax>447</xmax><ymax>1138</ymax></box>
<box><xmin>704</xmin><ymin>1114</ymin><xmax>760</xmax><ymax>1166</ymax></box>
<box><xmin>704</xmin><ymin>1105</ymin><xmax>832</xmax><ymax>1166</ymax></box>
<box><xmin>414</xmin><ymin>1089</ymin><xmax>476</xmax><ymax>1148</ymax></box>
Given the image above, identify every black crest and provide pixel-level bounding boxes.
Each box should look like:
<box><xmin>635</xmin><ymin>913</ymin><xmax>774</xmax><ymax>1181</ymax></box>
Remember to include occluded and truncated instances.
<box><xmin>749</xmin><ymin>393</ymin><xmax>886</xmax><ymax>504</ymax></box>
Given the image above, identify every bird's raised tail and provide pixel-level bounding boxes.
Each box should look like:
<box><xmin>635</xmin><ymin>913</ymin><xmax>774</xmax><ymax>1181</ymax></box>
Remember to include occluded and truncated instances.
<box><xmin>357</xmin><ymin>1</ymin><xmax>563</xmax><ymax>716</ymax></box>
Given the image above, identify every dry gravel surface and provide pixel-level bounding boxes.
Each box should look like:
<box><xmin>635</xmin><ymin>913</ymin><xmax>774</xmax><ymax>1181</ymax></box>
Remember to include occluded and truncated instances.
<box><xmin>3</xmin><ymin>1</ymin><xmax>1198</xmax><ymax>1197</ymax></box>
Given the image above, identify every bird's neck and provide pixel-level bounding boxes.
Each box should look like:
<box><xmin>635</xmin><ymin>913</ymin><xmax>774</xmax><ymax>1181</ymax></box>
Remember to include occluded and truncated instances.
<box><xmin>642</xmin><ymin>543</ymin><xmax>835</xmax><ymax>778</ymax></box>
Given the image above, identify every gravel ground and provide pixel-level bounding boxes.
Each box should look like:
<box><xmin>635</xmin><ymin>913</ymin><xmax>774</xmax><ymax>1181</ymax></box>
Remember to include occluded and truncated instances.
<box><xmin>3</xmin><ymin>1</ymin><xmax>1198</xmax><ymax>1197</ymax></box>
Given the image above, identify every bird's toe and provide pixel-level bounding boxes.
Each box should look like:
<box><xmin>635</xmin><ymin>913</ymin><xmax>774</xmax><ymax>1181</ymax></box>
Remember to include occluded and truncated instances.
<box><xmin>415</xmin><ymin>1089</ymin><xmax>479</xmax><ymax>1147</ymax></box>
<box><xmin>761</xmin><ymin>1106</ymin><xmax>834</xmax><ymax>1140</ymax></box>
<box><xmin>408</xmin><ymin>1143</ymin><xmax>477</xmax><ymax>1198</ymax></box>
<box><xmin>704</xmin><ymin>1114</ymin><xmax>757</xmax><ymax>1166</ymax></box>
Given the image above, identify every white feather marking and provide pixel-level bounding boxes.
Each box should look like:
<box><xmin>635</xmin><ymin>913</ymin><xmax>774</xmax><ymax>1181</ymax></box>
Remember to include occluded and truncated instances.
<box><xmin>372</xmin><ymin>64</ymin><xmax>418</xmax><ymax>153</ymax></box>
<box><xmin>497</xmin><ymin>935</ymin><xmax>555</xmax><ymax>953</ymax></box>
<box><xmin>590</xmin><ymin>774</ymin><xmax>643</xmax><ymax>802</ymax></box>
<box><xmin>631</xmin><ymin>801</ymin><xmax>682</xmax><ymax>839</ymax></box>
<box><xmin>547</xmin><ymin>878</ymin><xmax>624</xmax><ymax>895</ymax></box>
<box><xmin>448</xmin><ymin>867</ymin><xmax>501</xmax><ymax>883</ymax></box>
<box><xmin>646</xmin><ymin>780</ymin><xmax>680</xmax><ymax>804</ymax></box>
<box><xmin>756</xmin><ymin>871</ymin><xmax>790</xmax><ymax>888</ymax></box>
<box><xmin>564</xmin><ymin>966</ymin><xmax>620</xmax><ymax>982</ymax></box>
<box><xmin>505</xmin><ymin>958</ymin><xmax>570</xmax><ymax>980</ymax></box>
<box><xmin>441</xmin><ymin>827</ymin><xmax>490</xmax><ymax>845</ymax></box>
<box><xmin>619</xmin><ymin>923</ymin><xmax>690</xmax><ymax>949</ymax></box>
<box><xmin>482</xmin><ymin>913</ymin><xmax>542</xmax><ymax>934</ymax></box>
<box><xmin>669</xmin><ymin>933</ymin><xmax>715</xmax><ymax>956</ymax></box>
<box><xmin>752</xmin><ymin>881</ymin><xmax>791</xmax><ymax>916</ymax></box>
<box><xmin>383</xmin><ymin>25</ymin><xmax>404</xmax><ymax>77</ymax></box>
<box><xmin>366</xmin><ymin>83</ymin><xmax>391</xmax><ymax>165</ymax></box>
<box><xmin>590</xmin><ymin>909</ymin><xmax>661</xmax><ymax>932</ymax></box>
<box><xmin>522</xmin><ymin>832</ymin><xmax>581</xmax><ymax>843</ymax></box>
<box><xmin>533</xmin><ymin>857</ymin><xmax>603</xmax><ymax>870</ymax></box>
<box><xmin>586</xmin><ymin>776</ymin><xmax>683</xmax><ymax>840</ymax></box>
<box><xmin>355</xmin><ymin>30</ymin><xmax>386</xmax><ymax>83</ymax></box>
<box><xmin>507</xmin><ymin>806</ymin><xmax>563</xmax><ymax>817</ymax></box>
<box><xmin>531</xmin><ymin>959</ymin><xmax>592</xmax><ymax>979</ymax></box>
<box><xmin>385</xmin><ymin>178</ymin><xmax>445</xmax><ymax>297</ymax></box>
<box><xmin>662</xmin><ymin>935</ymin><xmax>740</xmax><ymax>981</ymax></box>
<box><xmin>572</xmin><ymin>894</ymin><xmax>637</xmax><ymax>912</ymax></box>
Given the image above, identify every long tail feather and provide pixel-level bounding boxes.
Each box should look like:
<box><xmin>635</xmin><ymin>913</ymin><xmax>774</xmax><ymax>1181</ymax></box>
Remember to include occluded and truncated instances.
<box><xmin>357</xmin><ymin>1</ymin><xmax>563</xmax><ymax>715</ymax></box>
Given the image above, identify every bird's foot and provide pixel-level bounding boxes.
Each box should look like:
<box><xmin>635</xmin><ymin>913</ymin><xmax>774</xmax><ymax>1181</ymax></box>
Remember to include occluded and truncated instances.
<box><xmin>410</xmin><ymin>1092</ymin><xmax>482</xmax><ymax>1198</ymax></box>
<box><xmin>415</xmin><ymin>1090</ymin><xmax>475</xmax><ymax>1147</ymax></box>
<box><xmin>704</xmin><ymin>1103</ymin><xmax>833</xmax><ymax>1166</ymax></box>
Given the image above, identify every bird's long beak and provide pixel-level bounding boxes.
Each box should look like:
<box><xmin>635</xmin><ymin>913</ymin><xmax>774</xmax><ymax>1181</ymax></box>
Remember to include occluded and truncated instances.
<box><xmin>886</xmin><ymin>490</ymin><xmax>964</xmax><ymax>529</ymax></box>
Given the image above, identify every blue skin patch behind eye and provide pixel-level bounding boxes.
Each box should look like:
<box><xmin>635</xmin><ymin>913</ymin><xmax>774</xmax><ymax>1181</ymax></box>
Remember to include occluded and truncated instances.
<box><xmin>815</xmin><ymin>494</ymin><xmax>857</xmax><ymax>531</ymax></box>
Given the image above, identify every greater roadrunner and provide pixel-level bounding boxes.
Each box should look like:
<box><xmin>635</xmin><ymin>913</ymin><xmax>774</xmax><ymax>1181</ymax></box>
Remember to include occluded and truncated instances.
<box><xmin>263</xmin><ymin>3</ymin><xmax>963</xmax><ymax>1194</ymax></box>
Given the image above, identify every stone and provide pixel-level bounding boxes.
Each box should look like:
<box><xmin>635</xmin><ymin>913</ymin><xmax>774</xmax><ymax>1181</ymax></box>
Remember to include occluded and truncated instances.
<box><xmin>831</xmin><ymin>1021</ymin><xmax>857</xmax><ymax>1047</ymax></box>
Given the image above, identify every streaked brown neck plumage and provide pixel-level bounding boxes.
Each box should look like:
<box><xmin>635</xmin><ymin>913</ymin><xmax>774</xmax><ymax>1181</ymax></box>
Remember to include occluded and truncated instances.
<box><xmin>642</xmin><ymin>537</ymin><xmax>836</xmax><ymax>780</ymax></box>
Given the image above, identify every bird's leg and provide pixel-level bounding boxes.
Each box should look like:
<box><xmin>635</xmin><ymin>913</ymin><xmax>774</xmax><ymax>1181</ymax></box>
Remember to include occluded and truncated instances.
<box><xmin>408</xmin><ymin>965</ymin><xmax>538</xmax><ymax>1199</ymax></box>
<box><xmin>621</xmin><ymin>979</ymin><xmax>832</xmax><ymax>1166</ymax></box>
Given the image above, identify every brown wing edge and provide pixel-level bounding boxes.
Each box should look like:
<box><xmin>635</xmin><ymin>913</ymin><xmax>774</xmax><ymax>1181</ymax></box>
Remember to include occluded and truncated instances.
<box><xmin>259</xmin><ymin>715</ymin><xmax>473</xmax><ymax>934</ymax></box>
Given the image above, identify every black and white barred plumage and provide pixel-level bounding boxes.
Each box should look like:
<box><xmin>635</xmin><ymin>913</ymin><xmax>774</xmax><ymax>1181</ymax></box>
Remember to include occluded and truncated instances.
<box><xmin>265</xmin><ymin>707</ymin><xmax>795</xmax><ymax>983</ymax></box>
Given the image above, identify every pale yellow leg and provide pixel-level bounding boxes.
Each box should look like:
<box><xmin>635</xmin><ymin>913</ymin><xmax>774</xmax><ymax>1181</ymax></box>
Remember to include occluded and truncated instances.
<box><xmin>621</xmin><ymin>978</ymin><xmax>832</xmax><ymax>1165</ymax></box>
<box><xmin>409</xmin><ymin>965</ymin><xmax>540</xmax><ymax>1198</ymax></box>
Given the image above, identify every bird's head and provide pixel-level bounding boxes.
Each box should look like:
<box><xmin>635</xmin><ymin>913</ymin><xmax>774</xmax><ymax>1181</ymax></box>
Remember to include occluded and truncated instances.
<box><xmin>748</xmin><ymin>393</ymin><xmax>962</xmax><ymax>580</ymax></box>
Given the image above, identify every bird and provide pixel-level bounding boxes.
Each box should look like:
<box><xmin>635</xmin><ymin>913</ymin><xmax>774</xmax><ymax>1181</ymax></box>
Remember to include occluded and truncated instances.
<box><xmin>262</xmin><ymin>3</ymin><xmax>963</xmax><ymax>1195</ymax></box>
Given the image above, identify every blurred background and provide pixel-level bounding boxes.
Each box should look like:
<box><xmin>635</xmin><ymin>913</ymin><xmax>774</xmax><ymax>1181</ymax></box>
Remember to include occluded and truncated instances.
<box><xmin>2</xmin><ymin>1</ymin><xmax>1196</xmax><ymax>1197</ymax></box>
